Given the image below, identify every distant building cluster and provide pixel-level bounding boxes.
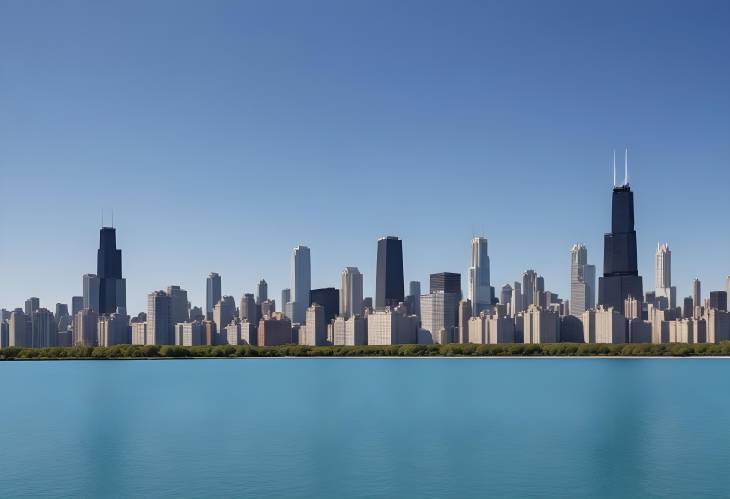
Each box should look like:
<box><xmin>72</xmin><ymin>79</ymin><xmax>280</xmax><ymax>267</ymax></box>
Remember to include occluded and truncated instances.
<box><xmin>2</xmin><ymin>155</ymin><xmax>729</xmax><ymax>349</ymax></box>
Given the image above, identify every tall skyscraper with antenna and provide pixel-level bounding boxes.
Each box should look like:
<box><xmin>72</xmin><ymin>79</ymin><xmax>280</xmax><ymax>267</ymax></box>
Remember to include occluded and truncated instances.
<box><xmin>598</xmin><ymin>150</ymin><xmax>643</xmax><ymax>314</ymax></box>
<box><xmin>97</xmin><ymin>226</ymin><xmax>126</xmax><ymax>315</ymax></box>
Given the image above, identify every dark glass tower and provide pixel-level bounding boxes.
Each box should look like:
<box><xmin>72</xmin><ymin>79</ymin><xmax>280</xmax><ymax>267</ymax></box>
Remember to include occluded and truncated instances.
<box><xmin>97</xmin><ymin>227</ymin><xmax>125</xmax><ymax>314</ymax></box>
<box><xmin>598</xmin><ymin>184</ymin><xmax>643</xmax><ymax>314</ymax></box>
<box><xmin>375</xmin><ymin>236</ymin><xmax>404</xmax><ymax>309</ymax></box>
<box><xmin>429</xmin><ymin>272</ymin><xmax>462</xmax><ymax>299</ymax></box>
<box><xmin>309</xmin><ymin>287</ymin><xmax>340</xmax><ymax>324</ymax></box>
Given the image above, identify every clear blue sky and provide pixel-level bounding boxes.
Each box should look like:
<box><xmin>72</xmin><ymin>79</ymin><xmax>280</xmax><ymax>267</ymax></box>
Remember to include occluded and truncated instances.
<box><xmin>1</xmin><ymin>0</ymin><xmax>728</xmax><ymax>314</ymax></box>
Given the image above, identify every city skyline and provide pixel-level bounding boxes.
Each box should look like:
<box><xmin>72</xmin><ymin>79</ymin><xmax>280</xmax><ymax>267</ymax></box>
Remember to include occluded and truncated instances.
<box><xmin>1</xmin><ymin>1</ymin><xmax>729</xmax><ymax>313</ymax></box>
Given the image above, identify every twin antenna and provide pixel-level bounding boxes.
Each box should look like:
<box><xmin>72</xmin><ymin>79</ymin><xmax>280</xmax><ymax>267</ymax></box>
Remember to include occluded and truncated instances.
<box><xmin>613</xmin><ymin>148</ymin><xmax>629</xmax><ymax>187</ymax></box>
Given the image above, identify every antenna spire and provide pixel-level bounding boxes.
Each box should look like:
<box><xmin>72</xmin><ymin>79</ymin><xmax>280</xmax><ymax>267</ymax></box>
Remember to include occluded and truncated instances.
<box><xmin>612</xmin><ymin>150</ymin><xmax>616</xmax><ymax>187</ymax></box>
<box><xmin>624</xmin><ymin>148</ymin><xmax>628</xmax><ymax>186</ymax></box>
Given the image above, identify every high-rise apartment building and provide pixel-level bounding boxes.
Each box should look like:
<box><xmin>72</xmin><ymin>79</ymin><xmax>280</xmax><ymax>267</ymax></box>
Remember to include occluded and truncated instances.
<box><xmin>83</xmin><ymin>274</ymin><xmax>100</xmax><ymax>313</ymax></box>
<box><xmin>239</xmin><ymin>294</ymin><xmax>258</xmax><ymax>324</ymax></box>
<box><xmin>73</xmin><ymin>308</ymin><xmax>98</xmax><ymax>346</ymax></box>
<box><xmin>375</xmin><ymin>236</ymin><xmax>404</xmax><ymax>309</ymax></box>
<box><xmin>71</xmin><ymin>296</ymin><xmax>84</xmax><ymax>316</ymax></box>
<box><xmin>468</xmin><ymin>236</ymin><xmax>491</xmax><ymax>315</ymax></box>
<box><xmin>166</xmin><ymin>286</ymin><xmax>190</xmax><ymax>325</ymax></box>
<box><xmin>31</xmin><ymin>308</ymin><xmax>56</xmax><ymax>348</ymax></box>
<box><xmin>9</xmin><ymin>309</ymin><xmax>31</xmax><ymax>347</ymax></box>
<box><xmin>405</xmin><ymin>281</ymin><xmax>421</xmax><ymax>317</ymax></box>
<box><xmin>147</xmin><ymin>291</ymin><xmax>172</xmax><ymax>345</ymax></box>
<box><xmin>430</xmin><ymin>272</ymin><xmax>462</xmax><ymax>298</ymax></box>
<box><xmin>570</xmin><ymin>244</ymin><xmax>596</xmax><ymax>317</ymax></box>
<box><xmin>340</xmin><ymin>267</ymin><xmax>363</xmax><ymax>319</ymax></box>
<box><xmin>302</xmin><ymin>304</ymin><xmax>327</xmax><ymax>346</ymax></box>
<box><xmin>24</xmin><ymin>297</ymin><xmax>40</xmax><ymax>316</ymax></box>
<box><xmin>214</xmin><ymin>296</ymin><xmax>236</xmax><ymax>341</ymax></box>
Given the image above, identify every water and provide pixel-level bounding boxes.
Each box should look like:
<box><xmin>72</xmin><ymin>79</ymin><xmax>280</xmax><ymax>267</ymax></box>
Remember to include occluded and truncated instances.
<box><xmin>1</xmin><ymin>358</ymin><xmax>729</xmax><ymax>498</ymax></box>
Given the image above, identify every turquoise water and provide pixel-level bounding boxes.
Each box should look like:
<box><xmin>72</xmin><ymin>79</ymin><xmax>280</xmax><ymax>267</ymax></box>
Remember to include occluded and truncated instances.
<box><xmin>1</xmin><ymin>359</ymin><xmax>729</xmax><ymax>498</ymax></box>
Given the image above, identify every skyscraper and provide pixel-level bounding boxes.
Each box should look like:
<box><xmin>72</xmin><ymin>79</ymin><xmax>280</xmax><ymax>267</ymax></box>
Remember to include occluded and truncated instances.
<box><xmin>82</xmin><ymin>274</ymin><xmax>100</xmax><ymax>313</ymax></box>
<box><xmin>97</xmin><ymin>227</ymin><xmax>126</xmax><ymax>314</ymax></box>
<box><xmin>405</xmin><ymin>281</ymin><xmax>421</xmax><ymax>317</ymax></box>
<box><xmin>290</xmin><ymin>246</ymin><xmax>311</xmax><ymax>323</ymax></box>
<box><xmin>598</xmin><ymin>153</ymin><xmax>643</xmax><ymax>315</ymax></box>
<box><xmin>375</xmin><ymin>236</ymin><xmax>404</xmax><ymax>309</ymax></box>
<box><xmin>340</xmin><ymin>267</ymin><xmax>363</xmax><ymax>319</ymax></box>
<box><xmin>256</xmin><ymin>279</ymin><xmax>268</xmax><ymax>305</ymax></box>
<box><xmin>31</xmin><ymin>308</ymin><xmax>56</xmax><ymax>348</ymax></box>
<box><xmin>522</xmin><ymin>270</ymin><xmax>537</xmax><ymax>309</ymax></box>
<box><xmin>468</xmin><ymin>236</ymin><xmax>491</xmax><ymax>315</ymax></box>
<box><xmin>655</xmin><ymin>243</ymin><xmax>676</xmax><ymax>308</ymax></box>
<box><xmin>420</xmin><ymin>292</ymin><xmax>459</xmax><ymax>344</ymax></box>
<box><xmin>692</xmin><ymin>278</ymin><xmax>702</xmax><ymax>311</ymax></box>
<box><xmin>570</xmin><ymin>244</ymin><xmax>596</xmax><ymax>317</ymax></box>
<box><xmin>429</xmin><ymin>272</ymin><xmax>462</xmax><ymax>298</ymax></box>
<box><xmin>24</xmin><ymin>297</ymin><xmax>40</xmax><ymax>316</ymax></box>
<box><xmin>147</xmin><ymin>291</ymin><xmax>172</xmax><ymax>345</ymax></box>
<box><xmin>310</xmin><ymin>288</ymin><xmax>339</xmax><ymax>324</ymax></box>
<box><xmin>281</xmin><ymin>289</ymin><xmax>291</xmax><ymax>317</ymax></box>
<box><xmin>206</xmin><ymin>273</ymin><xmax>222</xmax><ymax>316</ymax></box>
<box><xmin>71</xmin><ymin>296</ymin><xmax>84</xmax><ymax>316</ymax></box>
<box><xmin>166</xmin><ymin>286</ymin><xmax>190</xmax><ymax>325</ymax></box>
<box><xmin>239</xmin><ymin>293</ymin><xmax>258</xmax><ymax>324</ymax></box>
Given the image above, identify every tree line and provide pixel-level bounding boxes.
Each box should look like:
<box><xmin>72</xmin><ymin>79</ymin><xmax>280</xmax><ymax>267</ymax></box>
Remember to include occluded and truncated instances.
<box><xmin>2</xmin><ymin>342</ymin><xmax>730</xmax><ymax>360</ymax></box>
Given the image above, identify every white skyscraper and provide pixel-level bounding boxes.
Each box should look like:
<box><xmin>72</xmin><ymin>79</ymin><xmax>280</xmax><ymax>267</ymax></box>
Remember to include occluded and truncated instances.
<box><xmin>570</xmin><ymin>244</ymin><xmax>596</xmax><ymax>317</ymax></box>
<box><xmin>290</xmin><ymin>246</ymin><xmax>311</xmax><ymax>323</ymax></box>
<box><xmin>468</xmin><ymin>237</ymin><xmax>491</xmax><ymax>315</ymax></box>
<box><xmin>655</xmin><ymin>243</ymin><xmax>676</xmax><ymax>308</ymax></box>
<box><xmin>340</xmin><ymin>267</ymin><xmax>363</xmax><ymax>319</ymax></box>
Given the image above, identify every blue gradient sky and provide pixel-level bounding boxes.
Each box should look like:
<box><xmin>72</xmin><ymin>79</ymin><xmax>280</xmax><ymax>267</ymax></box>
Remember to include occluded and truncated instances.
<box><xmin>1</xmin><ymin>0</ymin><xmax>728</xmax><ymax>314</ymax></box>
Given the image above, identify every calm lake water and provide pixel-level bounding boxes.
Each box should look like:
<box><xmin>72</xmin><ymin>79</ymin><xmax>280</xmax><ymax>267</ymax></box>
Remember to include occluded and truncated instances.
<box><xmin>1</xmin><ymin>358</ymin><xmax>729</xmax><ymax>498</ymax></box>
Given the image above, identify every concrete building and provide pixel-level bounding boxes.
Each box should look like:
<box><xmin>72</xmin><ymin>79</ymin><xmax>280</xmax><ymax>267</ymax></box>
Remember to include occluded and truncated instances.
<box><xmin>570</xmin><ymin>244</ymin><xmax>596</xmax><ymax>317</ymax></box>
<box><xmin>98</xmin><ymin>313</ymin><xmax>131</xmax><ymax>346</ymax></box>
<box><xmin>522</xmin><ymin>270</ymin><xmax>537</xmax><ymax>309</ymax></box>
<box><xmin>582</xmin><ymin>307</ymin><xmax>625</xmax><ymax>344</ymax></box>
<box><xmin>405</xmin><ymin>281</ymin><xmax>421</xmax><ymax>318</ymax></box>
<box><xmin>692</xmin><ymin>278</ymin><xmax>702</xmax><ymax>311</ymax></box>
<box><xmin>458</xmin><ymin>299</ymin><xmax>472</xmax><ymax>344</ymax></box>
<box><xmin>333</xmin><ymin>315</ymin><xmax>367</xmax><ymax>346</ymax></box>
<box><xmin>488</xmin><ymin>315</ymin><xmax>515</xmax><ymax>344</ymax></box>
<box><xmin>669</xmin><ymin>318</ymin><xmax>705</xmax><ymax>343</ymax></box>
<box><xmin>467</xmin><ymin>314</ymin><xmax>487</xmax><ymax>344</ymax></box>
<box><xmin>202</xmin><ymin>320</ymin><xmax>216</xmax><ymax>346</ymax></box>
<box><xmin>31</xmin><ymin>308</ymin><xmax>56</xmax><ymax>348</ymax></box>
<box><xmin>500</xmin><ymin>284</ymin><xmax>512</xmax><ymax>308</ymax></box>
<box><xmin>71</xmin><ymin>296</ymin><xmax>84</xmax><ymax>316</ymax></box>
<box><xmin>523</xmin><ymin>306</ymin><xmax>559</xmax><ymax>343</ymax></box>
<box><xmin>624</xmin><ymin>296</ymin><xmax>642</xmax><ymax>320</ymax></box>
<box><xmin>301</xmin><ymin>304</ymin><xmax>327</xmax><ymax>346</ymax></box>
<box><xmin>83</xmin><ymin>274</ymin><xmax>100</xmax><ymax>313</ymax></box>
<box><xmin>73</xmin><ymin>308</ymin><xmax>98</xmax><ymax>346</ymax></box>
<box><xmin>366</xmin><ymin>305</ymin><xmax>417</xmax><ymax>345</ymax></box>
<box><xmin>147</xmin><ymin>290</ymin><xmax>172</xmax><ymax>345</ymax></box>
<box><xmin>510</xmin><ymin>282</ymin><xmax>523</xmax><ymax>317</ymax></box>
<box><xmin>166</xmin><ymin>286</ymin><xmax>190</xmax><ymax>325</ymax></box>
<box><xmin>24</xmin><ymin>297</ymin><xmax>40</xmax><ymax>316</ymax></box>
<box><xmin>131</xmin><ymin>321</ymin><xmax>147</xmax><ymax>345</ymax></box>
<box><xmin>175</xmin><ymin>321</ymin><xmax>202</xmax><ymax>346</ymax></box>
<box><xmin>340</xmin><ymin>267</ymin><xmax>364</xmax><ymax>319</ymax></box>
<box><xmin>258</xmin><ymin>313</ymin><xmax>292</xmax><ymax>346</ymax></box>
<box><xmin>213</xmin><ymin>296</ymin><xmax>236</xmax><ymax>341</ymax></box>
<box><xmin>225</xmin><ymin>319</ymin><xmax>242</xmax><ymax>346</ymax></box>
<box><xmin>9</xmin><ymin>309</ymin><xmax>31</xmax><ymax>347</ymax></box>
<box><xmin>420</xmin><ymin>291</ymin><xmax>459</xmax><ymax>344</ymax></box>
<box><xmin>239</xmin><ymin>293</ymin><xmax>258</xmax><ymax>324</ymax></box>
<box><xmin>649</xmin><ymin>306</ymin><xmax>676</xmax><ymax>344</ymax></box>
<box><xmin>706</xmin><ymin>309</ymin><xmax>730</xmax><ymax>344</ymax></box>
<box><xmin>468</xmin><ymin>236</ymin><xmax>492</xmax><ymax>315</ymax></box>
<box><xmin>0</xmin><ymin>320</ymin><xmax>9</xmax><ymax>348</ymax></box>
<box><xmin>240</xmin><ymin>321</ymin><xmax>257</xmax><ymax>345</ymax></box>
<box><xmin>260</xmin><ymin>300</ymin><xmax>275</xmax><ymax>319</ymax></box>
<box><xmin>290</xmin><ymin>245</ymin><xmax>311</xmax><ymax>323</ymax></box>
<box><xmin>654</xmin><ymin>243</ymin><xmax>677</xmax><ymax>309</ymax></box>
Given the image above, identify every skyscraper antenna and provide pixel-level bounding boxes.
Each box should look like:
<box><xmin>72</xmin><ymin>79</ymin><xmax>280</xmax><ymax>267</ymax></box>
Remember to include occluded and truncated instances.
<box><xmin>612</xmin><ymin>150</ymin><xmax>616</xmax><ymax>187</ymax></box>
<box><xmin>624</xmin><ymin>148</ymin><xmax>628</xmax><ymax>186</ymax></box>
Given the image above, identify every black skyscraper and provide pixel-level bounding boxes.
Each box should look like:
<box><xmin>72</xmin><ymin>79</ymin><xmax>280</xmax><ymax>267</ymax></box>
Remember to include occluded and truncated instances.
<box><xmin>309</xmin><ymin>288</ymin><xmax>339</xmax><ymax>324</ymax></box>
<box><xmin>598</xmin><ymin>181</ymin><xmax>643</xmax><ymax>314</ymax></box>
<box><xmin>429</xmin><ymin>272</ymin><xmax>462</xmax><ymax>299</ymax></box>
<box><xmin>97</xmin><ymin>227</ymin><xmax>125</xmax><ymax>314</ymax></box>
<box><xmin>375</xmin><ymin>236</ymin><xmax>404</xmax><ymax>309</ymax></box>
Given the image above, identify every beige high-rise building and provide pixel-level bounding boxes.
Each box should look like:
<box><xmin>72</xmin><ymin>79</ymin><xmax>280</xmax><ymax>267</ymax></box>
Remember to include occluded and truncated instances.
<box><xmin>458</xmin><ymin>299</ymin><xmax>472</xmax><ymax>344</ymax></box>
<box><xmin>668</xmin><ymin>318</ymin><xmax>705</xmax><ymax>343</ymax></box>
<box><xmin>98</xmin><ymin>313</ymin><xmax>130</xmax><ymax>346</ymax></box>
<box><xmin>420</xmin><ymin>292</ymin><xmax>459</xmax><ymax>344</ymax></box>
<box><xmin>214</xmin><ymin>296</ymin><xmax>236</xmax><ymax>342</ymax></box>
<box><xmin>649</xmin><ymin>306</ymin><xmax>676</xmax><ymax>344</ymax></box>
<box><xmin>366</xmin><ymin>305</ymin><xmax>418</xmax><ymax>345</ymax></box>
<box><xmin>258</xmin><ymin>313</ymin><xmax>292</xmax><ymax>346</ymax></box>
<box><xmin>73</xmin><ymin>308</ymin><xmax>98</xmax><ymax>346</ymax></box>
<box><xmin>225</xmin><ymin>319</ymin><xmax>241</xmax><ymax>346</ymax></box>
<box><xmin>175</xmin><ymin>321</ymin><xmax>203</xmax><ymax>346</ymax></box>
<box><xmin>333</xmin><ymin>315</ymin><xmax>367</xmax><ymax>346</ymax></box>
<box><xmin>523</xmin><ymin>305</ymin><xmax>559</xmax><ymax>343</ymax></box>
<box><xmin>468</xmin><ymin>314</ymin><xmax>487</xmax><ymax>344</ymax></box>
<box><xmin>131</xmin><ymin>321</ymin><xmax>147</xmax><ymax>345</ymax></box>
<box><xmin>340</xmin><ymin>267</ymin><xmax>364</xmax><ymax>319</ymax></box>
<box><xmin>570</xmin><ymin>244</ymin><xmax>596</xmax><ymax>317</ymax></box>
<box><xmin>624</xmin><ymin>296</ymin><xmax>641</xmax><ymax>320</ymax></box>
<box><xmin>301</xmin><ymin>304</ymin><xmax>326</xmax><ymax>346</ymax></box>
<box><xmin>487</xmin><ymin>315</ymin><xmax>515</xmax><ymax>343</ymax></box>
<box><xmin>582</xmin><ymin>307</ymin><xmax>625</xmax><ymax>344</ymax></box>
